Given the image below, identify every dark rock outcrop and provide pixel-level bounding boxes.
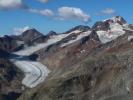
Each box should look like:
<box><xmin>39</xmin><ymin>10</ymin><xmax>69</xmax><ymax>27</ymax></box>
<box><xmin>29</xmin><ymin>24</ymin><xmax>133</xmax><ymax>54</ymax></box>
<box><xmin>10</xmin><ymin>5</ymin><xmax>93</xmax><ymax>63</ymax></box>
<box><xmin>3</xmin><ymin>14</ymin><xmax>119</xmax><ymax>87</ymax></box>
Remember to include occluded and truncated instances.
<box><xmin>92</xmin><ymin>21</ymin><xmax>110</xmax><ymax>31</ymax></box>
<box><xmin>47</xmin><ymin>31</ymin><xmax>57</xmax><ymax>37</ymax></box>
<box><xmin>20</xmin><ymin>28</ymin><xmax>46</xmax><ymax>45</ymax></box>
<box><xmin>0</xmin><ymin>49</ymin><xmax>9</xmax><ymax>58</ymax></box>
<box><xmin>0</xmin><ymin>35</ymin><xmax>21</xmax><ymax>52</ymax></box>
<box><xmin>0</xmin><ymin>58</ymin><xmax>23</xmax><ymax>100</ymax></box>
<box><xmin>64</xmin><ymin>25</ymin><xmax>90</xmax><ymax>34</ymax></box>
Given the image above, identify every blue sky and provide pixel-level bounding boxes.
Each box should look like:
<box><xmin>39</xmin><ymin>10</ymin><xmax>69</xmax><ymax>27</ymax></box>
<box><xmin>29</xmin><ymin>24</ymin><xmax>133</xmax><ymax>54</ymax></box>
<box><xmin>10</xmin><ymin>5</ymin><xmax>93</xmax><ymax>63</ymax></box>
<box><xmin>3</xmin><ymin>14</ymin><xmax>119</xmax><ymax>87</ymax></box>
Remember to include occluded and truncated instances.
<box><xmin>0</xmin><ymin>0</ymin><xmax>133</xmax><ymax>35</ymax></box>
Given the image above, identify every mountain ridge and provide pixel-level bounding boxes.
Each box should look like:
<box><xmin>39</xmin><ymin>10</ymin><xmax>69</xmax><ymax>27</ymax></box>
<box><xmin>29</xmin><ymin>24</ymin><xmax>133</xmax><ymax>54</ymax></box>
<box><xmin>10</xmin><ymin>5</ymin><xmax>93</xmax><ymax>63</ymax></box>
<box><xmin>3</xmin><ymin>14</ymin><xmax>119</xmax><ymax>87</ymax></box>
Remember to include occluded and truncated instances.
<box><xmin>0</xmin><ymin>16</ymin><xmax>133</xmax><ymax>100</ymax></box>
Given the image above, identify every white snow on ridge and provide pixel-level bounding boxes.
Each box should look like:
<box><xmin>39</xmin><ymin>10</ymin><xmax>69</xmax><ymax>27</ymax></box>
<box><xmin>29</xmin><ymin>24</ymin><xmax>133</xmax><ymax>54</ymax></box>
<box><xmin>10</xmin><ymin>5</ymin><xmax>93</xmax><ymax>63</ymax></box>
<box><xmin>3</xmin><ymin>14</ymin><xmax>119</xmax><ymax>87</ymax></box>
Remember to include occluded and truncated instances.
<box><xmin>14</xmin><ymin>30</ymin><xmax>81</xmax><ymax>56</ymax></box>
<box><xmin>61</xmin><ymin>31</ymin><xmax>91</xmax><ymax>47</ymax></box>
<box><xmin>68</xmin><ymin>30</ymin><xmax>81</xmax><ymax>34</ymax></box>
<box><xmin>110</xmin><ymin>23</ymin><xmax>123</xmax><ymax>31</ymax></box>
<box><xmin>14</xmin><ymin>34</ymin><xmax>67</xmax><ymax>56</ymax></box>
<box><xmin>128</xmin><ymin>36</ymin><xmax>133</xmax><ymax>41</ymax></box>
<box><xmin>103</xmin><ymin>16</ymin><xmax>123</xmax><ymax>23</ymax></box>
<box><xmin>123</xmin><ymin>24</ymin><xmax>133</xmax><ymax>31</ymax></box>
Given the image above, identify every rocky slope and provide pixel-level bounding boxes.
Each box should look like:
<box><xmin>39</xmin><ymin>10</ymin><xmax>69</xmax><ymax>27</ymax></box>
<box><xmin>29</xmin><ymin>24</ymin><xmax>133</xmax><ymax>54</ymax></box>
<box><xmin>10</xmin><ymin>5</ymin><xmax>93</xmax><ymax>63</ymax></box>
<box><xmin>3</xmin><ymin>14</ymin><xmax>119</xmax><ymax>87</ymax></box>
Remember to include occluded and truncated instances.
<box><xmin>0</xmin><ymin>58</ymin><xmax>24</xmax><ymax>100</ymax></box>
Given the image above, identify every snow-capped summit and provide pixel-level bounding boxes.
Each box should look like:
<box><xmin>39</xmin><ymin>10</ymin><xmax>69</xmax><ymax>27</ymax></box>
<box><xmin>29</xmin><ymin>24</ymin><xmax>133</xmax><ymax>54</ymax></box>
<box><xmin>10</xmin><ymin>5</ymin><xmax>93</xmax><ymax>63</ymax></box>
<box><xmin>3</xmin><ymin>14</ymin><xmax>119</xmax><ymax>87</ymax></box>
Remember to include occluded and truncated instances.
<box><xmin>103</xmin><ymin>16</ymin><xmax>127</xmax><ymax>24</ymax></box>
<box><xmin>109</xmin><ymin>16</ymin><xmax>127</xmax><ymax>25</ymax></box>
<box><xmin>92</xmin><ymin>16</ymin><xmax>128</xmax><ymax>43</ymax></box>
<box><xmin>93</xmin><ymin>16</ymin><xmax>127</xmax><ymax>31</ymax></box>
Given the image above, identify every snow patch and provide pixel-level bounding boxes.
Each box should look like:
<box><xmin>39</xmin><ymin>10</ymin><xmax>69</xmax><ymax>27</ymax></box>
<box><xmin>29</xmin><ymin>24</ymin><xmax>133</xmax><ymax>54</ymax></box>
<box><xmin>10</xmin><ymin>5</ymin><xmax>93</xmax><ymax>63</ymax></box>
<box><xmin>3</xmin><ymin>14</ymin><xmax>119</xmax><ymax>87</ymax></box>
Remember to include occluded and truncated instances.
<box><xmin>97</xmin><ymin>29</ymin><xmax>125</xmax><ymax>43</ymax></box>
<box><xmin>16</xmin><ymin>41</ymin><xmax>24</xmax><ymax>45</ymax></box>
<box><xmin>61</xmin><ymin>31</ymin><xmax>91</xmax><ymax>47</ymax></box>
<box><xmin>123</xmin><ymin>24</ymin><xmax>133</xmax><ymax>31</ymax></box>
<box><xmin>110</xmin><ymin>23</ymin><xmax>123</xmax><ymax>31</ymax></box>
<box><xmin>68</xmin><ymin>30</ymin><xmax>81</xmax><ymax>34</ymax></box>
<box><xmin>14</xmin><ymin>34</ymin><xmax>70</xmax><ymax>56</ymax></box>
<box><xmin>80</xmin><ymin>49</ymin><xmax>86</xmax><ymax>53</ymax></box>
<box><xmin>128</xmin><ymin>36</ymin><xmax>133</xmax><ymax>41</ymax></box>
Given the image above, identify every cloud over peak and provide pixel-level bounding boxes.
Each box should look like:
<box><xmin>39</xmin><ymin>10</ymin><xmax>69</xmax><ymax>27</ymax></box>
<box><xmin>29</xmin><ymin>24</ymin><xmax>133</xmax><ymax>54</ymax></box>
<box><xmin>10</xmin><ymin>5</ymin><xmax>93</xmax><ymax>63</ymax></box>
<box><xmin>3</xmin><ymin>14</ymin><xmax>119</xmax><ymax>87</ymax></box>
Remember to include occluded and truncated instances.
<box><xmin>101</xmin><ymin>8</ymin><xmax>116</xmax><ymax>15</ymax></box>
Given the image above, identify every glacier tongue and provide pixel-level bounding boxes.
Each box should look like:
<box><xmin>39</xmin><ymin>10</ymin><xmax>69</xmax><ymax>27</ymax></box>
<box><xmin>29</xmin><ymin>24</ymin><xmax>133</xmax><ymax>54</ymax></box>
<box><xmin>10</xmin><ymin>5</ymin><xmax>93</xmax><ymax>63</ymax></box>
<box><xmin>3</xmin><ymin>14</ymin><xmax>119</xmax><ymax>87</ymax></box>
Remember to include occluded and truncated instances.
<box><xmin>10</xmin><ymin>58</ymin><xmax>50</xmax><ymax>88</ymax></box>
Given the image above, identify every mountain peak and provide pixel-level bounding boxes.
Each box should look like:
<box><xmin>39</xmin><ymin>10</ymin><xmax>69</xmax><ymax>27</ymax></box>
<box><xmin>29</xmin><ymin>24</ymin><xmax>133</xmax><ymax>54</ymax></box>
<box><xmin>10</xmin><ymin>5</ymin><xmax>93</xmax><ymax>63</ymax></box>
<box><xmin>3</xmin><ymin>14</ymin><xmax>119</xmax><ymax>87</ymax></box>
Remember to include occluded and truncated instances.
<box><xmin>71</xmin><ymin>25</ymin><xmax>90</xmax><ymax>31</ymax></box>
<box><xmin>20</xmin><ymin>28</ymin><xmax>44</xmax><ymax>45</ymax></box>
<box><xmin>112</xmin><ymin>16</ymin><xmax>127</xmax><ymax>24</ymax></box>
<box><xmin>104</xmin><ymin>16</ymin><xmax>127</xmax><ymax>25</ymax></box>
<box><xmin>92</xmin><ymin>16</ymin><xmax>127</xmax><ymax>31</ymax></box>
<box><xmin>47</xmin><ymin>31</ymin><xmax>57</xmax><ymax>36</ymax></box>
<box><xmin>21</xmin><ymin>28</ymin><xmax>43</xmax><ymax>38</ymax></box>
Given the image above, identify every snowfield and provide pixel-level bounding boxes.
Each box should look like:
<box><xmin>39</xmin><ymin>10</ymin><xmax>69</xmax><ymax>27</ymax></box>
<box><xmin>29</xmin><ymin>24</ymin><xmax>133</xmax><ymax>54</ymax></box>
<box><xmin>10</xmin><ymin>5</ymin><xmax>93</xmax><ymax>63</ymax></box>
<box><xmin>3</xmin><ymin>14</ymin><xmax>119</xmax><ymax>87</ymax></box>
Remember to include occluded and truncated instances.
<box><xmin>97</xmin><ymin>23</ymin><xmax>125</xmax><ymax>43</ymax></box>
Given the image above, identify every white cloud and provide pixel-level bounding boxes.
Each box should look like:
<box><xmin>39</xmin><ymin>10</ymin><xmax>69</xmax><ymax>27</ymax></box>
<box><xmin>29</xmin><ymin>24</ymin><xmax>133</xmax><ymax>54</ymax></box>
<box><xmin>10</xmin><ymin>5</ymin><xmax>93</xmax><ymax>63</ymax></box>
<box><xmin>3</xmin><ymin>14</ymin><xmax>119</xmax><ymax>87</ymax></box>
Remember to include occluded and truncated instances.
<box><xmin>29</xmin><ymin>8</ymin><xmax>54</xmax><ymax>17</ymax></box>
<box><xmin>0</xmin><ymin>0</ymin><xmax>26</xmax><ymax>9</ymax></box>
<box><xmin>13</xmin><ymin>26</ymin><xmax>30</xmax><ymax>35</ymax></box>
<box><xmin>58</xmin><ymin>7</ymin><xmax>91</xmax><ymax>22</ymax></box>
<box><xmin>101</xmin><ymin>8</ymin><xmax>116</xmax><ymax>15</ymax></box>
<box><xmin>38</xmin><ymin>0</ymin><xmax>49</xmax><ymax>3</ymax></box>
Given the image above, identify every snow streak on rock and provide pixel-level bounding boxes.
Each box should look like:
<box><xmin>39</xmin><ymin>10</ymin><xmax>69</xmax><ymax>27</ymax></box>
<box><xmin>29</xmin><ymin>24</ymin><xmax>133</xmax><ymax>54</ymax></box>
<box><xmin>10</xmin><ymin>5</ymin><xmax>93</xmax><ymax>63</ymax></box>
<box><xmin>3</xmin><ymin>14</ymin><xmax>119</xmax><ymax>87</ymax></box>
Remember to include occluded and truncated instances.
<box><xmin>61</xmin><ymin>31</ymin><xmax>91</xmax><ymax>47</ymax></box>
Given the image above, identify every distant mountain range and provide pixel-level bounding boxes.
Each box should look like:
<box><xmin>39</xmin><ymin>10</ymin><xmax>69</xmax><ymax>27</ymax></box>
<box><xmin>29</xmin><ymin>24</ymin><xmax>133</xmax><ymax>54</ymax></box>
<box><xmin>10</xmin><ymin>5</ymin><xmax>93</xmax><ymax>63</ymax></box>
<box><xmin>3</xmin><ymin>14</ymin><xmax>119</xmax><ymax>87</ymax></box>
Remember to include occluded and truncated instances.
<box><xmin>0</xmin><ymin>16</ymin><xmax>133</xmax><ymax>100</ymax></box>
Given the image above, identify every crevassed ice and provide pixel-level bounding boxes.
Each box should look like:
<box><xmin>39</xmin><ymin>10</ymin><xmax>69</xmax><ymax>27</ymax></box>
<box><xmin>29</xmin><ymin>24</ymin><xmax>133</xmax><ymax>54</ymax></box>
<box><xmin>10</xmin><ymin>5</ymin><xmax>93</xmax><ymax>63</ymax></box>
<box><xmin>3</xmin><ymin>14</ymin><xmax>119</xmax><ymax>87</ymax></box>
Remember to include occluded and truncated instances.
<box><xmin>10</xmin><ymin>58</ymin><xmax>50</xmax><ymax>88</ymax></box>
